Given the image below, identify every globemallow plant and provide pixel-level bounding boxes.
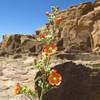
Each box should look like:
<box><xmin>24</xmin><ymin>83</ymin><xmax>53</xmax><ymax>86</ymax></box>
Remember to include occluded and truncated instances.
<box><xmin>12</xmin><ymin>6</ymin><xmax>63</xmax><ymax>100</ymax></box>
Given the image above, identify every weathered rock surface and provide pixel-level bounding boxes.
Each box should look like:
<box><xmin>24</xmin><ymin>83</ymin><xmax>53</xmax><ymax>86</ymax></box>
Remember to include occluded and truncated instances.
<box><xmin>61</xmin><ymin>1</ymin><xmax>100</xmax><ymax>52</ymax></box>
<box><xmin>36</xmin><ymin>1</ymin><xmax>100</xmax><ymax>52</ymax></box>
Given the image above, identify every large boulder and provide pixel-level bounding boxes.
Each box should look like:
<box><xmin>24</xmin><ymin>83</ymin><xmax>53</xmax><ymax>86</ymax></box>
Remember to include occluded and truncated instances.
<box><xmin>36</xmin><ymin>1</ymin><xmax>100</xmax><ymax>52</ymax></box>
<box><xmin>61</xmin><ymin>2</ymin><xmax>100</xmax><ymax>52</ymax></box>
<box><xmin>36</xmin><ymin>62</ymin><xmax>100</xmax><ymax>100</ymax></box>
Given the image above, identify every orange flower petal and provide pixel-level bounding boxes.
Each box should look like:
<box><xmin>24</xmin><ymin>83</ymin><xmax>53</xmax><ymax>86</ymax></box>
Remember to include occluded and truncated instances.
<box><xmin>48</xmin><ymin>69</ymin><xmax>62</xmax><ymax>86</ymax></box>
<box><xmin>42</xmin><ymin>44</ymin><xmax>57</xmax><ymax>56</ymax></box>
<box><xmin>13</xmin><ymin>83</ymin><xmax>21</xmax><ymax>96</ymax></box>
<box><xmin>54</xmin><ymin>17</ymin><xmax>63</xmax><ymax>25</ymax></box>
<box><xmin>39</xmin><ymin>33</ymin><xmax>46</xmax><ymax>38</ymax></box>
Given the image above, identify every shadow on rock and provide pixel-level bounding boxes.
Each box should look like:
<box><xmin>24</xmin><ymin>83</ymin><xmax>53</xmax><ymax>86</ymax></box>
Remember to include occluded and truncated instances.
<box><xmin>35</xmin><ymin>62</ymin><xmax>100</xmax><ymax>100</ymax></box>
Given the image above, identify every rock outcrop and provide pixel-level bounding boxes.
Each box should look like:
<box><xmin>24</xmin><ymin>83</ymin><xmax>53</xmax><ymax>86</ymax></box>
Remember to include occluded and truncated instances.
<box><xmin>36</xmin><ymin>1</ymin><xmax>100</xmax><ymax>52</ymax></box>
<box><xmin>0</xmin><ymin>34</ymin><xmax>42</xmax><ymax>55</ymax></box>
<box><xmin>62</xmin><ymin>1</ymin><xmax>100</xmax><ymax>52</ymax></box>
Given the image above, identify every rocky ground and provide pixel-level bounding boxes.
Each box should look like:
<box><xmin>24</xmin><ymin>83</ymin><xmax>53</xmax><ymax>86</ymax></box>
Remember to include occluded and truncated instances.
<box><xmin>0</xmin><ymin>55</ymin><xmax>38</xmax><ymax>100</ymax></box>
<box><xmin>0</xmin><ymin>52</ymin><xmax>100</xmax><ymax>100</ymax></box>
<box><xmin>0</xmin><ymin>54</ymin><xmax>65</xmax><ymax>100</ymax></box>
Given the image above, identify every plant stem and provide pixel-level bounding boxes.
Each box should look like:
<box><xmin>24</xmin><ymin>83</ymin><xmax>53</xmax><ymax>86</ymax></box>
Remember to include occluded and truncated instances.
<box><xmin>39</xmin><ymin>88</ymin><xmax>44</xmax><ymax>100</ymax></box>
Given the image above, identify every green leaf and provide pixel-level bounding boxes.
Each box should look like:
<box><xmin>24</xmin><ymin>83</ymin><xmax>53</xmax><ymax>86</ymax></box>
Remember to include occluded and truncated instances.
<box><xmin>51</xmin><ymin>6</ymin><xmax>58</xmax><ymax>14</ymax></box>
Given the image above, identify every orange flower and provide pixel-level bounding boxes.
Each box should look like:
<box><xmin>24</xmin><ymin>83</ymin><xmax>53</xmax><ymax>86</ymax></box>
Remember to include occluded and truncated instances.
<box><xmin>13</xmin><ymin>83</ymin><xmax>21</xmax><ymax>96</ymax></box>
<box><xmin>48</xmin><ymin>69</ymin><xmax>62</xmax><ymax>86</ymax></box>
<box><xmin>42</xmin><ymin>43</ymin><xmax>57</xmax><ymax>56</ymax></box>
<box><xmin>54</xmin><ymin>16</ymin><xmax>63</xmax><ymax>25</ymax></box>
<box><xmin>39</xmin><ymin>33</ymin><xmax>46</xmax><ymax>39</ymax></box>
